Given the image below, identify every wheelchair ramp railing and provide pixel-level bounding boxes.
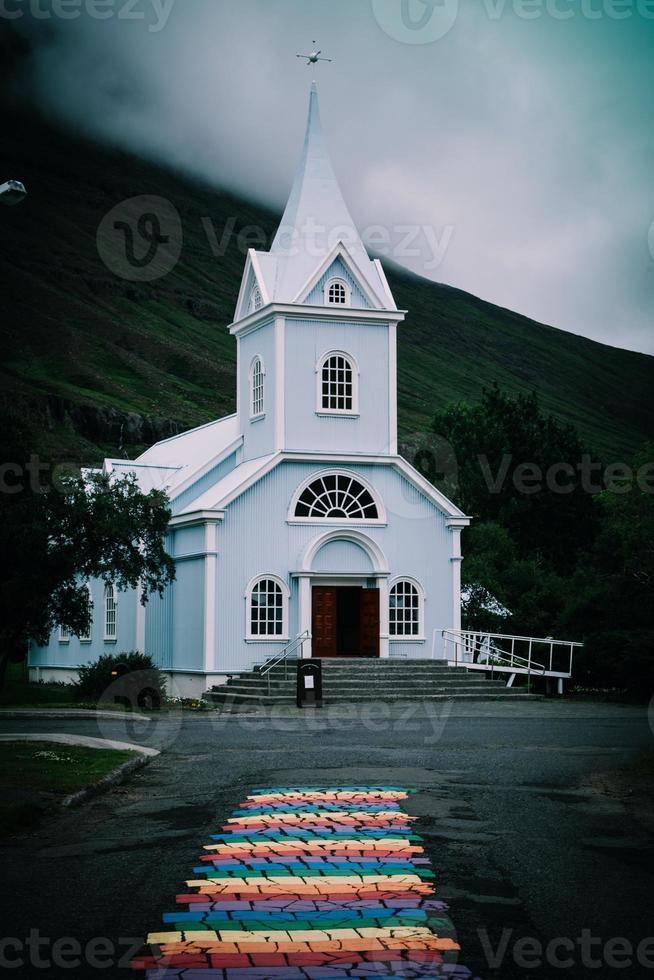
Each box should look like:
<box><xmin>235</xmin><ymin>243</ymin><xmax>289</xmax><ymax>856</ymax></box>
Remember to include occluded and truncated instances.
<box><xmin>437</xmin><ymin>629</ymin><xmax>583</xmax><ymax>686</ymax></box>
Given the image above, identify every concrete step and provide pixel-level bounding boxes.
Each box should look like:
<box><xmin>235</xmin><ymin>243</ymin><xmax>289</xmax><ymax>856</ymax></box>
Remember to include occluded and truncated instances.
<box><xmin>214</xmin><ymin>678</ymin><xmax>508</xmax><ymax>694</ymax></box>
<box><xmin>205</xmin><ymin>690</ymin><xmax>540</xmax><ymax>706</ymax></box>
<box><xmin>223</xmin><ymin>675</ymin><xmax>508</xmax><ymax>689</ymax></box>
<box><xmin>213</xmin><ymin>686</ymin><xmax>512</xmax><ymax>702</ymax></box>
<box><xmin>219</xmin><ymin>672</ymin><xmax>499</xmax><ymax>687</ymax></box>
<box><xmin>203</xmin><ymin>658</ymin><xmax>541</xmax><ymax>708</ymax></box>
<box><xmin>257</xmin><ymin>666</ymin><xmax>479</xmax><ymax>679</ymax></box>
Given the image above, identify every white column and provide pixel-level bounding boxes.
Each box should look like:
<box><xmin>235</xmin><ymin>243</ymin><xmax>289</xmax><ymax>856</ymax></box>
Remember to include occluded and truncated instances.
<box><xmin>203</xmin><ymin>522</ymin><xmax>218</xmax><ymax>673</ymax></box>
<box><xmin>236</xmin><ymin>336</ymin><xmax>242</xmax><ymax>423</ymax></box>
<box><xmin>449</xmin><ymin>527</ymin><xmax>463</xmax><ymax>631</ymax></box>
<box><xmin>378</xmin><ymin>577</ymin><xmax>390</xmax><ymax>658</ymax></box>
<box><xmin>275</xmin><ymin>315</ymin><xmax>285</xmax><ymax>452</ymax></box>
<box><xmin>135</xmin><ymin>581</ymin><xmax>146</xmax><ymax>653</ymax></box>
<box><xmin>298</xmin><ymin>575</ymin><xmax>312</xmax><ymax>658</ymax></box>
<box><xmin>388</xmin><ymin>322</ymin><xmax>397</xmax><ymax>455</ymax></box>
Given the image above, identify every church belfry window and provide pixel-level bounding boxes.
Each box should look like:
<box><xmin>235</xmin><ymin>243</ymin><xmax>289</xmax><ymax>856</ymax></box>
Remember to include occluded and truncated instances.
<box><xmin>293</xmin><ymin>473</ymin><xmax>379</xmax><ymax>521</ymax></box>
<box><xmin>250</xmin><ymin>286</ymin><xmax>263</xmax><ymax>312</ymax></box>
<box><xmin>318</xmin><ymin>351</ymin><xmax>358</xmax><ymax>414</ymax></box>
<box><xmin>325</xmin><ymin>277</ymin><xmax>350</xmax><ymax>306</ymax></box>
<box><xmin>250</xmin><ymin>356</ymin><xmax>265</xmax><ymax>418</ymax></box>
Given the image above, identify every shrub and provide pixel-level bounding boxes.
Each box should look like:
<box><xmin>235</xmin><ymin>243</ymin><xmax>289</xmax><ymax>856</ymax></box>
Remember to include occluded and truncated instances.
<box><xmin>75</xmin><ymin>652</ymin><xmax>166</xmax><ymax>708</ymax></box>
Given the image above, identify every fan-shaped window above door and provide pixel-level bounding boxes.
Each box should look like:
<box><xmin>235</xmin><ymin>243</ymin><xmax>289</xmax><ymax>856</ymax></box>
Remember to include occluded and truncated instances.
<box><xmin>293</xmin><ymin>473</ymin><xmax>379</xmax><ymax>520</ymax></box>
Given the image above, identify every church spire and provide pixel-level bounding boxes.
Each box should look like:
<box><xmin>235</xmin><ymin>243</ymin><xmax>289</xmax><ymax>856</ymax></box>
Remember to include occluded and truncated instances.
<box><xmin>270</xmin><ymin>82</ymin><xmax>387</xmax><ymax>304</ymax></box>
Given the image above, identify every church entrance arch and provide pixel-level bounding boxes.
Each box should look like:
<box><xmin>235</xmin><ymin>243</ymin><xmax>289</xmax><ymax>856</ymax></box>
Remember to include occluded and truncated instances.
<box><xmin>294</xmin><ymin>530</ymin><xmax>390</xmax><ymax>659</ymax></box>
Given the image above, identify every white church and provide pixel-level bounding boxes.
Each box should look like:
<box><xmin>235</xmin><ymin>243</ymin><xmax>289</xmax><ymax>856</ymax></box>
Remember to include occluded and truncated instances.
<box><xmin>30</xmin><ymin>82</ymin><xmax>471</xmax><ymax>697</ymax></box>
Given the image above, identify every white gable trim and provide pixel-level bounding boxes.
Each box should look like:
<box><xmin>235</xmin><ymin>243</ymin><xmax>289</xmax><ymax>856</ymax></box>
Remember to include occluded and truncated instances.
<box><xmin>250</xmin><ymin>250</ymin><xmax>271</xmax><ymax>305</ymax></box>
<box><xmin>233</xmin><ymin>250</ymin><xmax>256</xmax><ymax>323</ymax></box>
<box><xmin>168</xmin><ymin>435</ymin><xmax>243</xmax><ymax>503</ymax></box>
<box><xmin>180</xmin><ymin>451</ymin><xmax>470</xmax><ymax>521</ymax></box>
<box><xmin>392</xmin><ymin>456</ymin><xmax>470</xmax><ymax>521</ymax></box>
<box><xmin>205</xmin><ymin>453</ymin><xmax>283</xmax><ymax>511</ymax></box>
<box><xmin>374</xmin><ymin>259</ymin><xmax>397</xmax><ymax>311</ymax></box>
<box><xmin>234</xmin><ymin>250</ymin><xmax>270</xmax><ymax>323</ymax></box>
<box><xmin>292</xmin><ymin>241</ymin><xmax>387</xmax><ymax>310</ymax></box>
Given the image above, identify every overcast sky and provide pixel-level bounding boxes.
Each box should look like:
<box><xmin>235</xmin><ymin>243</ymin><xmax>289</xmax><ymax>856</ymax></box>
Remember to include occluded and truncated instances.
<box><xmin>11</xmin><ymin>0</ymin><xmax>654</xmax><ymax>353</ymax></box>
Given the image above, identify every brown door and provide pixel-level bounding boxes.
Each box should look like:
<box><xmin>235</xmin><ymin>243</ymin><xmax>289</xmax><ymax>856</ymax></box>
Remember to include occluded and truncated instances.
<box><xmin>312</xmin><ymin>586</ymin><xmax>337</xmax><ymax>658</ymax></box>
<box><xmin>360</xmin><ymin>588</ymin><xmax>380</xmax><ymax>658</ymax></box>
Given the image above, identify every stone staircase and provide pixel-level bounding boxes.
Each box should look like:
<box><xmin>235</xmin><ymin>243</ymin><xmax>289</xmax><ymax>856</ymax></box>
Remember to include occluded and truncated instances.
<box><xmin>204</xmin><ymin>658</ymin><xmax>541</xmax><ymax>707</ymax></box>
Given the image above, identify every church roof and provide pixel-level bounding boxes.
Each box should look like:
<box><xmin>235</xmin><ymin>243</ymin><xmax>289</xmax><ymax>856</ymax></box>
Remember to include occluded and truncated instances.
<box><xmin>252</xmin><ymin>83</ymin><xmax>389</xmax><ymax>307</ymax></box>
<box><xmin>136</xmin><ymin>414</ymin><xmax>240</xmax><ymax>469</ymax></box>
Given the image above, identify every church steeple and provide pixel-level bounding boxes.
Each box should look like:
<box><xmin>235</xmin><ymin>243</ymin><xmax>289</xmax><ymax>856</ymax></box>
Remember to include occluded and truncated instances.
<box><xmin>272</xmin><ymin>84</ymin><xmax>366</xmax><ymax>261</ymax></box>
<box><xmin>266</xmin><ymin>83</ymin><xmax>392</xmax><ymax>308</ymax></box>
<box><xmin>230</xmin><ymin>78</ymin><xmax>404</xmax><ymax>463</ymax></box>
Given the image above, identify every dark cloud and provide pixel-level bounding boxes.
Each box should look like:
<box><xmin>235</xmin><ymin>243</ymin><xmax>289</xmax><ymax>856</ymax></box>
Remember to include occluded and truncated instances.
<box><xmin>8</xmin><ymin>0</ymin><xmax>654</xmax><ymax>352</ymax></box>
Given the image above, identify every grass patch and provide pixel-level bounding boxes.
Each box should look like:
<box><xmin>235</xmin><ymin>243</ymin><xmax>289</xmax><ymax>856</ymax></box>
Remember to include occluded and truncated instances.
<box><xmin>0</xmin><ymin>663</ymin><xmax>80</xmax><ymax>709</ymax></box>
<box><xmin>0</xmin><ymin>741</ymin><xmax>137</xmax><ymax>837</ymax></box>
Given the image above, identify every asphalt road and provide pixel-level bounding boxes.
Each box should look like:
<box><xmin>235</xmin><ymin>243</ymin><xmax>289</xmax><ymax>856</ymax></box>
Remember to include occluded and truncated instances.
<box><xmin>1</xmin><ymin>700</ymin><xmax>653</xmax><ymax>980</ymax></box>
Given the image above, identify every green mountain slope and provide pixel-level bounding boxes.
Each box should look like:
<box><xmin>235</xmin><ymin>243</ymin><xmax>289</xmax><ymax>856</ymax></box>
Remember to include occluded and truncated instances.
<box><xmin>1</xmin><ymin>110</ymin><xmax>652</xmax><ymax>465</ymax></box>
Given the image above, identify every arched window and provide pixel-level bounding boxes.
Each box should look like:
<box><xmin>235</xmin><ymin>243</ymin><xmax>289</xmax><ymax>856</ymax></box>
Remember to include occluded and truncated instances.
<box><xmin>246</xmin><ymin>576</ymin><xmax>289</xmax><ymax>639</ymax></box>
<box><xmin>59</xmin><ymin>624</ymin><xmax>71</xmax><ymax>643</ymax></box>
<box><xmin>250</xmin><ymin>286</ymin><xmax>263</xmax><ymax>313</ymax></box>
<box><xmin>325</xmin><ymin>277</ymin><xmax>349</xmax><ymax>306</ymax></box>
<box><xmin>294</xmin><ymin>473</ymin><xmax>379</xmax><ymax>520</ymax></box>
<box><xmin>389</xmin><ymin>579</ymin><xmax>423</xmax><ymax>638</ymax></box>
<box><xmin>104</xmin><ymin>583</ymin><xmax>117</xmax><ymax>641</ymax></box>
<box><xmin>319</xmin><ymin>352</ymin><xmax>356</xmax><ymax>413</ymax></box>
<box><xmin>250</xmin><ymin>356</ymin><xmax>265</xmax><ymax>418</ymax></box>
<box><xmin>79</xmin><ymin>585</ymin><xmax>93</xmax><ymax>642</ymax></box>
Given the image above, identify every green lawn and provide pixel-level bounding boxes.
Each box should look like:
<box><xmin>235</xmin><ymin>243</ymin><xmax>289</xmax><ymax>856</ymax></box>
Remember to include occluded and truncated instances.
<box><xmin>0</xmin><ymin>662</ymin><xmax>81</xmax><ymax>708</ymax></box>
<box><xmin>0</xmin><ymin>741</ymin><xmax>137</xmax><ymax>837</ymax></box>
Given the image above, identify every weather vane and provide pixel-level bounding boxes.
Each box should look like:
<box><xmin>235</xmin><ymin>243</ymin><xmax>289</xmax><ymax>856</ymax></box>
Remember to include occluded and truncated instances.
<box><xmin>296</xmin><ymin>42</ymin><xmax>333</xmax><ymax>66</ymax></box>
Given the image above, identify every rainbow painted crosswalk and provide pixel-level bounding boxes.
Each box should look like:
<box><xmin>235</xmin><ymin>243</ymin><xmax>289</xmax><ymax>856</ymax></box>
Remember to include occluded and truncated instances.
<box><xmin>132</xmin><ymin>786</ymin><xmax>473</xmax><ymax>978</ymax></box>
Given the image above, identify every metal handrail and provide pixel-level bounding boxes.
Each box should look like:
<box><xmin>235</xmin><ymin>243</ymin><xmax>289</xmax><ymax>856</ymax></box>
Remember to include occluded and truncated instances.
<box><xmin>439</xmin><ymin>628</ymin><xmax>583</xmax><ymax>686</ymax></box>
<box><xmin>482</xmin><ymin>646</ymin><xmax>546</xmax><ymax>675</ymax></box>
<box><xmin>259</xmin><ymin>631</ymin><xmax>310</xmax><ymax>696</ymax></box>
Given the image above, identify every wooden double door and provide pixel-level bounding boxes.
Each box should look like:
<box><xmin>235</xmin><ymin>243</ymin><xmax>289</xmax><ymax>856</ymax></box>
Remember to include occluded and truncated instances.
<box><xmin>312</xmin><ymin>586</ymin><xmax>380</xmax><ymax>658</ymax></box>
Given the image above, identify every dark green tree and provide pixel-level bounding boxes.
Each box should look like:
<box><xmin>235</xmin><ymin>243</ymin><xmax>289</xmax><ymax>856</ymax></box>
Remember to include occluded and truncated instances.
<box><xmin>432</xmin><ymin>386</ymin><xmax>599</xmax><ymax>569</ymax></box>
<box><xmin>560</xmin><ymin>444</ymin><xmax>654</xmax><ymax>694</ymax></box>
<box><xmin>0</xmin><ymin>467</ymin><xmax>175</xmax><ymax>688</ymax></box>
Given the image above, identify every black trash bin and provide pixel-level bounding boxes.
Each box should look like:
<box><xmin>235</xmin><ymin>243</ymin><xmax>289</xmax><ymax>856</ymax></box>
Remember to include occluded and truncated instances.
<box><xmin>297</xmin><ymin>659</ymin><xmax>323</xmax><ymax>708</ymax></box>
